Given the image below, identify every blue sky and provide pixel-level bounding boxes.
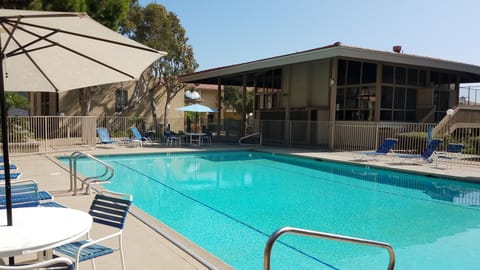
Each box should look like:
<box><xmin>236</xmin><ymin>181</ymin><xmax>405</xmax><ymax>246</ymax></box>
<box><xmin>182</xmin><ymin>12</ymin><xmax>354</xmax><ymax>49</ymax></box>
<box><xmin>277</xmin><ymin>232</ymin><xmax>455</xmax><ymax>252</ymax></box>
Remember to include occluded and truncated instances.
<box><xmin>140</xmin><ymin>0</ymin><xmax>480</xmax><ymax>72</ymax></box>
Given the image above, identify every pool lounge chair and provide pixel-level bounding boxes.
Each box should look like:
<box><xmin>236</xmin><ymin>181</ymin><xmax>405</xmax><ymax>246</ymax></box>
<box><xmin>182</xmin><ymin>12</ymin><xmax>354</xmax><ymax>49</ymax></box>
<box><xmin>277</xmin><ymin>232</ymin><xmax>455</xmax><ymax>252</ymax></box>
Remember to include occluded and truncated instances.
<box><xmin>353</xmin><ymin>138</ymin><xmax>398</xmax><ymax>161</ymax></box>
<box><xmin>97</xmin><ymin>127</ymin><xmax>131</xmax><ymax>146</ymax></box>
<box><xmin>393</xmin><ymin>138</ymin><xmax>443</xmax><ymax>164</ymax></box>
<box><xmin>130</xmin><ymin>127</ymin><xmax>153</xmax><ymax>147</ymax></box>
<box><xmin>97</xmin><ymin>127</ymin><xmax>115</xmax><ymax>144</ymax></box>
<box><xmin>0</xmin><ymin>179</ymin><xmax>65</xmax><ymax>209</ymax></box>
<box><xmin>436</xmin><ymin>143</ymin><xmax>464</xmax><ymax>168</ymax></box>
<box><xmin>0</xmin><ymin>171</ymin><xmax>21</xmax><ymax>180</ymax></box>
<box><xmin>0</xmin><ymin>164</ymin><xmax>18</xmax><ymax>170</ymax></box>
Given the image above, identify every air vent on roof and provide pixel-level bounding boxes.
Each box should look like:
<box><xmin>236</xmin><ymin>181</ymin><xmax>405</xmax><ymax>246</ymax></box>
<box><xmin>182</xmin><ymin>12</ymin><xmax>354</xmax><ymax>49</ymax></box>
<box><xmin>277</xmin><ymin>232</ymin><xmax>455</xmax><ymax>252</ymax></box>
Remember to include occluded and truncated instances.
<box><xmin>393</xmin><ymin>45</ymin><xmax>402</xmax><ymax>53</ymax></box>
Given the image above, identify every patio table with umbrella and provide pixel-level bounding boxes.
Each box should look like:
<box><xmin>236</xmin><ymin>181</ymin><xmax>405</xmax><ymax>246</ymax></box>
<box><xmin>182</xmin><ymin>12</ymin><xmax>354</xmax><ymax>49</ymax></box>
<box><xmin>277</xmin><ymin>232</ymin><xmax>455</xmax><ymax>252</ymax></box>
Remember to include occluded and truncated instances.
<box><xmin>0</xmin><ymin>8</ymin><xmax>166</xmax><ymax>230</ymax></box>
<box><xmin>176</xmin><ymin>103</ymin><xmax>218</xmax><ymax>130</ymax></box>
<box><xmin>176</xmin><ymin>104</ymin><xmax>217</xmax><ymax>145</ymax></box>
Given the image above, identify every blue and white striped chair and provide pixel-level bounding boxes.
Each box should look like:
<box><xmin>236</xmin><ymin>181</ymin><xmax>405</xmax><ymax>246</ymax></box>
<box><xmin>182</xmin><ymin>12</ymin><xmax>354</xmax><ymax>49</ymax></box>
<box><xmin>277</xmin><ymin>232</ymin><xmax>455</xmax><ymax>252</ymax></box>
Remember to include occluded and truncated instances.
<box><xmin>54</xmin><ymin>191</ymin><xmax>133</xmax><ymax>270</ymax></box>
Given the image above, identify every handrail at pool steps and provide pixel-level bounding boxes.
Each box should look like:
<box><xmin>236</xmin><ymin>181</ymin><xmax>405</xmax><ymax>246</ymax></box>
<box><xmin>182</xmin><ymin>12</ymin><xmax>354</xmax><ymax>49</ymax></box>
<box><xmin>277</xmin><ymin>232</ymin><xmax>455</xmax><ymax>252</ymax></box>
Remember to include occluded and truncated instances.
<box><xmin>239</xmin><ymin>132</ymin><xmax>262</xmax><ymax>146</ymax></box>
<box><xmin>263</xmin><ymin>226</ymin><xmax>396</xmax><ymax>270</ymax></box>
<box><xmin>69</xmin><ymin>151</ymin><xmax>114</xmax><ymax>195</ymax></box>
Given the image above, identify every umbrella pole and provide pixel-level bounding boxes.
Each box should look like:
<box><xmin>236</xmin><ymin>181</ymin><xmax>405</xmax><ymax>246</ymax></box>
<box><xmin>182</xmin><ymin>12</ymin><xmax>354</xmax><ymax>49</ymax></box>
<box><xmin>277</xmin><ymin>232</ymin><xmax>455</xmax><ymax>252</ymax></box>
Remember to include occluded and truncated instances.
<box><xmin>0</xmin><ymin>51</ymin><xmax>13</xmax><ymax>227</ymax></box>
<box><xmin>0</xmin><ymin>50</ymin><xmax>14</xmax><ymax>265</ymax></box>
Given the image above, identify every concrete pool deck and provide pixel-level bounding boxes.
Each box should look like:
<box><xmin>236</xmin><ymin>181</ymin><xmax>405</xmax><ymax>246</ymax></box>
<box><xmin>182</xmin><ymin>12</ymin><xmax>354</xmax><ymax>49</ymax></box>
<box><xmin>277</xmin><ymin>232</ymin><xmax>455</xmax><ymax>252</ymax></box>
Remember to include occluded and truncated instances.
<box><xmin>4</xmin><ymin>145</ymin><xmax>480</xmax><ymax>269</ymax></box>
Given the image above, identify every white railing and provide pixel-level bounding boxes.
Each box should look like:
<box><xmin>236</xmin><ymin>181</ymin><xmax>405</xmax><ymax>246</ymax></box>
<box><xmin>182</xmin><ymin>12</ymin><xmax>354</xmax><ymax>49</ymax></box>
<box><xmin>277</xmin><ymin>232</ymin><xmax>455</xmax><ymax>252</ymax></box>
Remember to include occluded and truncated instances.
<box><xmin>260</xmin><ymin>120</ymin><xmax>480</xmax><ymax>167</ymax></box>
<box><xmin>3</xmin><ymin>116</ymin><xmax>479</xmax><ymax>167</ymax></box>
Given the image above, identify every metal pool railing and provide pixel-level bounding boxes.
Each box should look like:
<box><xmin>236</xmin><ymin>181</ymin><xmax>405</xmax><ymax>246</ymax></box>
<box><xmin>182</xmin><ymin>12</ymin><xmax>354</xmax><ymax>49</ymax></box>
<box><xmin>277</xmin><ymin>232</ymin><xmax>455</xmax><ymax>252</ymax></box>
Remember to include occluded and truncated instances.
<box><xmin>69</xmin><ymin>151</ymin><xmax>114</xmax><ymax>195</ymax></box>
<box><xmin>264</xmin><ymin>226</ymin><xmax>396</xmax><ymax>270</ymax></box>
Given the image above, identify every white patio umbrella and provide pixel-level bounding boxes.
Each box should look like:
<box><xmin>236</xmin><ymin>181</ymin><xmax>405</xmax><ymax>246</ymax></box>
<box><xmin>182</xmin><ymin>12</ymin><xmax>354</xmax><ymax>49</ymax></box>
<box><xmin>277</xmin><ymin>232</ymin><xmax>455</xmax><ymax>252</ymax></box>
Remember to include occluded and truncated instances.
<box><xmin>0</xmin><ymin>9</ymin><xmax>166</xmax><ymax>226</ymax></box>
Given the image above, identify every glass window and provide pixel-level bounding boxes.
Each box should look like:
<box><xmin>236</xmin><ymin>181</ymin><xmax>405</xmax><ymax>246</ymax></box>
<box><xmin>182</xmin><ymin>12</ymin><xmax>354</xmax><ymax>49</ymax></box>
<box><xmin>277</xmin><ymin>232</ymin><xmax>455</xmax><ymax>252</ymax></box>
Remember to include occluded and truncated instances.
<box><xmin>393</xmin><ymin>111</ymin><xmax>405</xmax><ymax>121</ymax></box>
<box><xmin>337</xmin><ymin>59</ymin><xmax>347</xmax><ymax>85</ymax></box>
<box><xmin>362</xmin><ymin>62</ymin><xmax>377</xmax><ymax>83</ymax></box>
<box><xmin>345</xmin><ymin>110</ymin><xmax>358</xmax><ymax>120</ymax></box>
<box><xmin>407</xmin><ymin>68</ymin><xmax>418</xmax><ymax>86</ymax></box>
<box><xmin>336</xmin><ymin>110</ymin><xmax>344</xmax><ymax>120</ymax></box>
<box><xmin>406</xmin><ymin>111</ymin><xmax>416</xmax><ymax>122</ymax></box>
<box><xmin>347</xmin><ymin>61</ymin><xmax>361</xmax><ymax>84</ymax></box>
<box><xmin>440</xmin><ymin>73</ymin><xmax>450</xmax><ymax>84</ymax></box>
<box><xmin>406</xmin><ymin>88</ymin><xmax>417</xmax><ymax>110</ymax></box>
<box><xmin>394</xmin><ymin>87</ymin><xmax>405</xmax><ymax>109</ymax></box>
<box><xmin>395</xmin><ymin>67</ymin><xmax>406</xmax><ymax>85</ymax></box>
<box><xmin>419</xmin><ymin>70</ymin><xmax>427</xmax><ymax>87</ymax></box>
<box><xmin>336</xmin><ymin>88</ymin><xmax>345</xmax><ymax>109</ymax></box>
<box><xmin>380</xmin><ymin>110</ymin><xmax>391</xmax><ymax>121</ymax></box>
<box><xmin>255</xmin><ymin>94</ymin><xmax>260</xmax><ymax>110</ymax></box>
<box><xmin>382</xmin><ymin>65</ymin><xmax>394</xmax><ymax>83</ymax></box>
<box><xmin>346</xmin><ymin>87</ymin><xmax>359</xmax><ymax>108</ymax></box>
<box><xmin>381</xmin><ymin>86</ymin><xmax>393</xmax><ymax>109</ymax></box>
<box><xmin>431</xmin><ymin>71</ymin><xmax>440</xmax><ymax>84</ymax></box>
<box><xmin>436</xmin><ymin>91</ymin><xmax>449</xmax><ymax>111</ymax></box>
<box><xmin>272</xmin><ymin>94</ymin><xmax>278</xmax><ymax>108</ymax></box>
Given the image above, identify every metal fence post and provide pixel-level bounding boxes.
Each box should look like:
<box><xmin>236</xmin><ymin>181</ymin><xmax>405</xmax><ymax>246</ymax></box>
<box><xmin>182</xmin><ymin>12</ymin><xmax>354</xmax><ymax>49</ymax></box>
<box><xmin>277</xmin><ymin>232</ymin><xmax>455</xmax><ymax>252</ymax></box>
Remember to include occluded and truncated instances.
<box><xmin>44</xmin><ymin>116</ymin><xmax>48</xmax><ymax>154</ymax></box>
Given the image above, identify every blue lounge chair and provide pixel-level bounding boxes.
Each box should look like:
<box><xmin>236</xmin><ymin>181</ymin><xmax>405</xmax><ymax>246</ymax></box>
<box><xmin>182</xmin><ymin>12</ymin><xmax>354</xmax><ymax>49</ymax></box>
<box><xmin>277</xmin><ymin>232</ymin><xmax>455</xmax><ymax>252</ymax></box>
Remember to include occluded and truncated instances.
<box><xmin>393</xmin><ymin>138</ymin><xmax>443</xmax><ymax>164</ymax></box>
<box><xmin>130</xmin><ymin>127</ymin><xmax>152</xmax><ymax>146</ymax></box>
<box><xmin>353</xmin><ymin>138</ymin><xmax>398</xmax><ymax>161</ymax></box>
<box><xmin>96</xmin><ymin>127</ymin><xmax>114</xmax><ymax>144</ymax></box>
<box><xmin>0</xmin><ymin>164</ymin><xmax>18</xmax><ymax>170</ymax></box>
<box><xmin>0</xmin><ymin>179</ymin><xmax>65</xmax><ymax>209</ymax></box>
<box><xmin>436</xmin><ymin>143</ymin><xmax>463</xmax><ymax>168</ymax></box>
<box><xmin>0</xmin><ymin>171</ymin><xmax>21</xmax><ymax>180</ymax></box>
<box><xmin>55</xmin><ymin>191</ymin><xmax>133</xmax><ymax>270</ymax></box>
<box><xmin>97</xmin><ymin>127</ymin><xmax>131</xmax><ymax>146</ymax></box>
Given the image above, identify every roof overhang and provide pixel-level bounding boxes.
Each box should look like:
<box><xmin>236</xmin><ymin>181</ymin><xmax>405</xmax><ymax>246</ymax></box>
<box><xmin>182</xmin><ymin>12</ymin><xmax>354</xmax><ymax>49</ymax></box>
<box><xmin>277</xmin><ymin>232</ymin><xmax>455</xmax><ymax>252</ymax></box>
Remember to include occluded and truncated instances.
<box><xmin>180</xmin><ymin>43</ymin><xmax>480</xmax><ymax>85</ymax></box>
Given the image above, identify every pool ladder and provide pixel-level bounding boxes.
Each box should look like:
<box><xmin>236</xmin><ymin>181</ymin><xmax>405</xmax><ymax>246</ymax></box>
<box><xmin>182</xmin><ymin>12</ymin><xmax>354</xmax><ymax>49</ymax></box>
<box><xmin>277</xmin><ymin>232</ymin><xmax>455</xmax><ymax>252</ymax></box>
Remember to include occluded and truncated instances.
<box><xmin>69</xmin><ymin>151</ymin><xmax>114</xmax><ymax>195</ymax></box>
<box><xmin>264</xmin><ymin>226</ymin><xmax>396</xmax><ymax>270</ymax></box>
<box><xmin>239</xmin><ymin>132</ymin><xmax>262</xmax><ymax>145</ymax></box>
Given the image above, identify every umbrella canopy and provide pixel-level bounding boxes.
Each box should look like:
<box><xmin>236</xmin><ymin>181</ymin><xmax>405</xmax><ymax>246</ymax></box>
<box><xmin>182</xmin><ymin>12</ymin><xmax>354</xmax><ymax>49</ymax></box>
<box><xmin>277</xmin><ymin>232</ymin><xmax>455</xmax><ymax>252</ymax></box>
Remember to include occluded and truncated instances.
<box><xmin>0</xmin><ymin>9</ymin><xmax>165</xmax><ymax>92</ymax></box>
<box><xmin>175</xmin><ymin>103</ymin><xmax>218</xmax><ymax>113</ymax></box>
<box><xmin>0</xmin><ymin>9</ymin><xmax>166</xmax><ymax>226</ymax></box>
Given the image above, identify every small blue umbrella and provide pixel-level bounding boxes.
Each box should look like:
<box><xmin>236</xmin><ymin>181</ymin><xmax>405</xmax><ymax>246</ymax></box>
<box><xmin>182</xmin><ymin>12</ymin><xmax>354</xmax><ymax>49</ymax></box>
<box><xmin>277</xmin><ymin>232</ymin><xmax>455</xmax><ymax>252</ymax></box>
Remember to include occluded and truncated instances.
<box><xmin>175</xmin><ymin>104</ymin><xmax>218</xmax><ymax>113</ymax></box>
<box><xmin>176</xmin><ymin>104</ymin><xmax>217</xmax><ymax>132</ymax></box>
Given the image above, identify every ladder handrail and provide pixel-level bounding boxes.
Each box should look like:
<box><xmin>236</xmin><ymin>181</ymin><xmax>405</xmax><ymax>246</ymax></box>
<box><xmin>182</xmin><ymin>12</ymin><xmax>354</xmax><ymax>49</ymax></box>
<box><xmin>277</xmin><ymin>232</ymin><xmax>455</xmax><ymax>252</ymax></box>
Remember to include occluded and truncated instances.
<box><xmin>264</xmin><ymin>226</ymin><xmax>395</xmax><ymax>270</ymax></box>
<box><xmin>69</xmin><ymin>151</ymin><xmax>114</xmax><ymax>195</ymax></box>
<box><xmin>239</xmin><ymin>132</ymin><xmax>261</xmax><ymax>145</ymax></box>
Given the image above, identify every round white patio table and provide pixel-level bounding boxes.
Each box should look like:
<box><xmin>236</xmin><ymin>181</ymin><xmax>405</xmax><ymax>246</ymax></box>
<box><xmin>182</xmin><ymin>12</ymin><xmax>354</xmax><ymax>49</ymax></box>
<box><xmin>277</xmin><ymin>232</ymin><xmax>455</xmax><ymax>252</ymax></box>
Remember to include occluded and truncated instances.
<box><xmin>185</xmin><ymin>132</ymin><xmax>206</xmax><ymax>146</ymax></box>
<box><xmin>0</xmin><ymin>207</ymin><xmax>92</xmax><ymax>257</ymax></box>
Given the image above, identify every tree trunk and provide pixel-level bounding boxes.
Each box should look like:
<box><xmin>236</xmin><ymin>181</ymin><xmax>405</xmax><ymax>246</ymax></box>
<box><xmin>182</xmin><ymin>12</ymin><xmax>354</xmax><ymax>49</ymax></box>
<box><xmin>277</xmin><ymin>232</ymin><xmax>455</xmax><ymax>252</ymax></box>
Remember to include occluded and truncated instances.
<box><xmin>148</xmin><ymin>87</ymin><xmax>159</xmax><ymax>133</ymax></box>
<box><xmin>79</xmin><ymin>88</ymin><xmax>90</xmax><ymax>116</ymax></box>
<box><xmin>163</xmin><ymin>94</ymin><xmax>171</xmax><ymax>131</ymax></box>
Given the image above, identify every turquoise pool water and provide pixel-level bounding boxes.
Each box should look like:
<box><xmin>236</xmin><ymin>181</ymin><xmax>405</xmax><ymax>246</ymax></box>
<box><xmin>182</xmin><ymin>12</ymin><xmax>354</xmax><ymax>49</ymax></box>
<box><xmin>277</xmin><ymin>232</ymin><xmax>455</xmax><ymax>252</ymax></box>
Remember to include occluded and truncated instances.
<box><xmin>60</xmin><ymin>151</ymin><xmax>480</xmax><ymax>269</ymax></box>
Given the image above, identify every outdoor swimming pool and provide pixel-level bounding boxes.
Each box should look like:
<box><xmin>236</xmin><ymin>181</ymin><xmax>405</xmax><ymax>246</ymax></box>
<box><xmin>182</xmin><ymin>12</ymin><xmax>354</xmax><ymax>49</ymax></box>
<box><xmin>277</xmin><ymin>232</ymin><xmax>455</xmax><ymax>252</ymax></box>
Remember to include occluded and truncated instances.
<box><xmin>60</xmin><ymin>151</ymin><xmax>480</xmax><ymax>269</ymax></box>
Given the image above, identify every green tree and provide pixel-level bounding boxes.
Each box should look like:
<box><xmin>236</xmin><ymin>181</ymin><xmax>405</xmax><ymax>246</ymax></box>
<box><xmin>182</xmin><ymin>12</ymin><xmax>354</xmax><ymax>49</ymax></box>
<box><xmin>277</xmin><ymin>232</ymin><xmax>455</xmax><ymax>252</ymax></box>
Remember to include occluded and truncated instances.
<box><xmin>27</xmin><ymin>0</ymin><xmax>87</xmax><ymax>11</ymax></box>
<box><xmin>121</xmin><ymin>2</ymin><xmax>198</xmax><ymax>130</ymax></box>
<box><xmin>5</xmin><ymin>93</ymin><xmax>30</xmax><ymax>112</ymax></box>
<box><xmin>223</xmin><ymin>86</ymin><xmax>253</xmax><ymax>114</ymax></box>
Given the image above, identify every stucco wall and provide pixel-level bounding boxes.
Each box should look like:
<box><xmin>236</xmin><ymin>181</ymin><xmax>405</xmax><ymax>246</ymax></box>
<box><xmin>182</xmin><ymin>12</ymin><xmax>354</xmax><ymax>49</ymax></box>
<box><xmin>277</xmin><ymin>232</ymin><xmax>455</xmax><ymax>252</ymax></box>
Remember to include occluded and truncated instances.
<box><xmin>57</xmin><ymin>81</ymin><xmax>184</xmax><ymax>130</ymax></box>
<box><xmin>288</xmin><ymin>59</ymin><xmax>330</xmax><ymax>108</ymax></box>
